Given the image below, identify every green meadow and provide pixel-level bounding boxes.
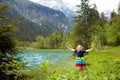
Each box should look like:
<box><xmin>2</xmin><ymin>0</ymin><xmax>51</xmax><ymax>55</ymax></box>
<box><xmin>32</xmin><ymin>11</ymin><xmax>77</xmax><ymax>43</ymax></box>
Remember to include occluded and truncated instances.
<box><xmin>24</xmin><ymin>46</ymin><xmax>120</xmax><ymax>80</ymax></box>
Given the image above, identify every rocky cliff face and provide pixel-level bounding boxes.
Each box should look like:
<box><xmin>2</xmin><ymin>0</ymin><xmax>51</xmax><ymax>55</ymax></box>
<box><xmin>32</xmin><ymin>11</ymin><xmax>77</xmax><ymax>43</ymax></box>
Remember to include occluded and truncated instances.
<box><xmin>14</xmin><ymin>0</ymin><xmax>70</xmax><ymax>32</ymax></box>
<box><xmin>0</xmin><ymin>0</ymin><xmax>70</xmax><ymax>41</ymax></box>
<box><xmin>30</xmin><ymin>0</ymin><xmax>75</xmax><ymax>26</ymax></box>
<box><xmin>35</xmin><ymin>0</ymin><xmax>75</xmax><ymax>17</ymax></box>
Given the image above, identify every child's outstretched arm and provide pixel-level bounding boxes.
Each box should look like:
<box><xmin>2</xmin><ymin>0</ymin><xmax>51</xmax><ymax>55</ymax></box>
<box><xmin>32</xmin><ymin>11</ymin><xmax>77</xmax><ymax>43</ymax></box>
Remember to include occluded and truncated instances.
<box><xmin>67</xmin><ymin>47</ymin><xmax>75</xmax><ymax>52</ymax></box>
<box><xmin>86</xmin><ymin>48</ymin><xmax>94</xmax><ymax>52</ymax></box>
<box><xmin>86</xmin><ymin>44</ymin><xmax>95</xmax><ymax>52</ymax></box>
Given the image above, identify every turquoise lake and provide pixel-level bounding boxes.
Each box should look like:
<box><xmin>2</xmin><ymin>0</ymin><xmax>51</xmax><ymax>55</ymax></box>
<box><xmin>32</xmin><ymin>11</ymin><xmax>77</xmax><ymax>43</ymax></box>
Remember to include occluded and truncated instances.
<box><xmin>17</xmin><ymin>50</ymin><xmax>72</xmax><ymax>66</ymax></box>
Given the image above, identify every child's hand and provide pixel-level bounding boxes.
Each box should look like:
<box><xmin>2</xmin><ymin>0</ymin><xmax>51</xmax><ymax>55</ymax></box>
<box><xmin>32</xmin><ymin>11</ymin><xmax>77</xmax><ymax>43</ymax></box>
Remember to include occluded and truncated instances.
<box><xmin>92</xmin><ymin>47</ymin><xmax>95</xmax><ymax>50</ymax></box>
<box><xmin>91</xmin><ymin>43</ymin><xmax>95</xmax><ymax>50</ymax></box>
<box><xmin>67</xmin><ymin>47</ymin><xmax>70</xmax><ymax>49</ymax></box>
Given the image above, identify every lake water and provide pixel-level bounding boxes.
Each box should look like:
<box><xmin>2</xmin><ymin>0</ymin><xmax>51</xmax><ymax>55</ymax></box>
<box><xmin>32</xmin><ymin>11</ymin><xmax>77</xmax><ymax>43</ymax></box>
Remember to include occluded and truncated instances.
<box><xmin>17</xmin><ymin>50</ymin><xmax>72</xmax><ymax>66</ymax></box>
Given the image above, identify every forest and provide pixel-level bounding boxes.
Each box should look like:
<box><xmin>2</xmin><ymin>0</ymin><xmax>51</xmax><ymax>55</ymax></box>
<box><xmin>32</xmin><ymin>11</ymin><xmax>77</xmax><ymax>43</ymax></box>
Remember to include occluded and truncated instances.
<box><xmin>17</xmin><ymin>1</ymin><xmax>120</xmax><ymax>50</ymax></box>
<box><xmin>0</xmin><ymin>0</ymin><xmax>120</xmax><ymax>80</ymax></box>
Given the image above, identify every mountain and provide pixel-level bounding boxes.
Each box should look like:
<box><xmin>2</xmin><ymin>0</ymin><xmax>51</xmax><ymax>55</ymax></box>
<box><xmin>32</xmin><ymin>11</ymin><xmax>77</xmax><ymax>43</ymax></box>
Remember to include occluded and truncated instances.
<box><xmin>103</xmin><ymin>10</ymin><xmax>111</xmax><ymax>20</ymax></box>
<box><xmin>100</xmin><ymin>10</ymin><xmax>112</xmax><ymax>21</ymax></box>
<box><xmin>0</xmin><ymin>0</ymin><xmax>70</xmax><ymax>41</ymax></box>
<box><xmin>35</xmin><ymin>0</ymin><xmax>75</xmax><ymax>17</ymax></box>
<box><xmin>30</xmin><ymin>0</ymin><xmax>75</xmax><ymax>25</ymax></box>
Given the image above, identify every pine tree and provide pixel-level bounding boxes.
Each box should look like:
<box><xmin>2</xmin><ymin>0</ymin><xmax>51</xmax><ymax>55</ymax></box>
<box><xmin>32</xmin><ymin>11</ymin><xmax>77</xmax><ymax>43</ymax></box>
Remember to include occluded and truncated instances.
<box><xmin>106</xmin><ymin>15</ymin><xmax>120</xmax><ymax>46</ymax></box>
<box><xmin>71</xmin><ymin>0</ymin><xmax>99</xmax><ymax>48</ymax></box>
<box><xmin>111</xmin><ymin>10</ymin><xmax>117</xmax><ymax>18</ymax></box>
<box><xmin>0</xmin><ymin>4</ymin><xmax>26</xmax><ymax>80</ymax></box>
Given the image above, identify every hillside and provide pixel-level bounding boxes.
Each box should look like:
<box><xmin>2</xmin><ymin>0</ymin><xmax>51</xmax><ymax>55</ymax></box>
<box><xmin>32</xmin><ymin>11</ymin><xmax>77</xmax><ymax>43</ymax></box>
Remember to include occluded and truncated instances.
<box><xmin>0</xmin><ymin>0</ymin><xmax>70</xmax><ymax>41</ymax></box>
<box><xmin>34</xmin><ymin>0</ymin><xmax>75</xmax><ymax>25</ymax></box>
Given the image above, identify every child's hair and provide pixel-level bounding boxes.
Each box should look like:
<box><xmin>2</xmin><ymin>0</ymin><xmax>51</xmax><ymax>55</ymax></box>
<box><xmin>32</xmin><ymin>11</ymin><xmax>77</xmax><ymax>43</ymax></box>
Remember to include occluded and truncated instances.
<box><xmin>76</xmin><ymin>44</ymin><xmax>83</xmax><ymax>50</ymax></box>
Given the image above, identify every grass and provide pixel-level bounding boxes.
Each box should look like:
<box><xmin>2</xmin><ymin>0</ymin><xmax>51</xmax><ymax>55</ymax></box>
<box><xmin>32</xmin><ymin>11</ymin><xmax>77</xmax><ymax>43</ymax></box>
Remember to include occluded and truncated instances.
<box><xmin>23</xmin><ymin>46</ymin><xmax>120</xmax><ymax>80</ymax></box>
<box><xmin>18</xmin><ymin>47</ymin><xmax>69</xmax><ymax>52</ymax></box>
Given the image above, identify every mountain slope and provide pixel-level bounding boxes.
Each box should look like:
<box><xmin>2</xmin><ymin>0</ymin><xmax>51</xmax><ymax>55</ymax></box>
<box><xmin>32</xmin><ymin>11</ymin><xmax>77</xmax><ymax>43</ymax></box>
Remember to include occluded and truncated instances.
<box><xmin>30</xmin><ymin>0</ymin><xmax>75</xmax><ymax>25</ymax></box>
<box><xmin>0</xmin><ymin>0</ymin><xmax>70</xmax><ymax>41</ymax></box>
<box><xmin>35</xmin><ymin>0</ymin><xmax>75</xmax><ymax>17</ymax></box>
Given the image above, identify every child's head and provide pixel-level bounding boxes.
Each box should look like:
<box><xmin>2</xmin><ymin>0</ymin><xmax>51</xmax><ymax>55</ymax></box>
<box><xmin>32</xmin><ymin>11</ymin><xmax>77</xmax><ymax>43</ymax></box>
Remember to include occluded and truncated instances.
<box><xmin>76</xmin><ymin>44</ymin><xmax>83</xmax><ymax>51</ymax></box>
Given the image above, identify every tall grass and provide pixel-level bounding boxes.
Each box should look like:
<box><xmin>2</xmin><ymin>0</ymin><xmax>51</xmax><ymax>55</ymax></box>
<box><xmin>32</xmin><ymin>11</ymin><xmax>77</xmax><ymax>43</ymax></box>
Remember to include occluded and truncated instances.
<box><xmin>24</xmin><ymin>46</ymin><xmax>120</xmax><ymax>80</ymax></box>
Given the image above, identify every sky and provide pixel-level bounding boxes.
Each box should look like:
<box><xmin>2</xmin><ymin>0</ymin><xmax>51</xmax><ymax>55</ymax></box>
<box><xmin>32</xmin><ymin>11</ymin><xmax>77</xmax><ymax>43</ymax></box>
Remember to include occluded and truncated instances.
<box><xmin>30</xmin><ymin>0</ymin><xmax>120</xmax><ymax>12</ymax></box>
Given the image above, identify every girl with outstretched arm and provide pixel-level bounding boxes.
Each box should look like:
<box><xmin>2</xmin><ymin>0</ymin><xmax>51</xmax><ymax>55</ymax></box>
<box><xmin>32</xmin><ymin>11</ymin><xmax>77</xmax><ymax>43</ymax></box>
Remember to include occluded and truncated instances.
<box><xmin>67</xmin><ymin>44</ymin><xmax>94</xmax><ymax>70</ymax></box>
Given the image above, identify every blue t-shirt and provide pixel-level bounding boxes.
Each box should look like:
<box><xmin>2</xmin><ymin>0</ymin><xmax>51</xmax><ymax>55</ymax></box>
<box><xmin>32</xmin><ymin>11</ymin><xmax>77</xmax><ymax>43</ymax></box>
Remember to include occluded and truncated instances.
<box><xmin>74</xmin><ymin>50</ymin><xmax>86</xmax><ymax>57</ymax></box>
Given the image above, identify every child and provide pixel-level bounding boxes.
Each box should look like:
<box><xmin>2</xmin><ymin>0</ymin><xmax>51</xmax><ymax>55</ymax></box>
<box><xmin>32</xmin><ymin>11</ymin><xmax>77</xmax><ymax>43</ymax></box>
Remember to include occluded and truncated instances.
<box><xmin>67</xmin><ymin>44</ymin><xmax>94</xmax><ymax>70</ymax></box>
